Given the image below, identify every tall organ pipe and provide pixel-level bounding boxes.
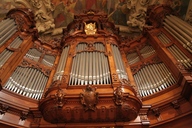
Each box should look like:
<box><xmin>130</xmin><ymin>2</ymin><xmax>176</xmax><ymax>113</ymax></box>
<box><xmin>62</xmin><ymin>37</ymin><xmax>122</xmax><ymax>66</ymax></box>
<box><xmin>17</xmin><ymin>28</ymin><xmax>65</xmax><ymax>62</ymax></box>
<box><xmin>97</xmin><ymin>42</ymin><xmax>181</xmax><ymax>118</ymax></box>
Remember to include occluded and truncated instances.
<box><xmin>54</xmin><ymin>46</ymin><xmax>70</xmax><ymax>81</ymax></box>
<box><xmin>111</xmin><ymin>44</ymin><xmax>128</xmax><ymax>80</ymax></box>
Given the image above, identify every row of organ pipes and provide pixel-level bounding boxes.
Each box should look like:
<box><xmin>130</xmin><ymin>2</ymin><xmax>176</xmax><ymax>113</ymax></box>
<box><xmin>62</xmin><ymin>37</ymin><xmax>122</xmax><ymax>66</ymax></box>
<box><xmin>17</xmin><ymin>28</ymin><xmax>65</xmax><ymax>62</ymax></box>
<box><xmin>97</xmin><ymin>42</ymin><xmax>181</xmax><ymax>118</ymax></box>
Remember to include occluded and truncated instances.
<box><xmin>3</xmin><ymin>44</ymin><xmax>56</xmax><ymax>99</ymax></box>
<box><xmin>0</xmin><ymin>37</ymin><xmax>23</xmax><ymax>68</ymax></box>
<box><xmin>127</xmin><ymin>44</ymin><xmax>176</xmax><ymax>97</ymax></box>
<box><xmin>157</xmin><ymin>17</ymin><xmax>192</xmax><ymax>69</ymax></box>
<box><xmin>53</xmin><ymin>46</ymin><xmax>70</xmax><ymax>81</ymax></box>
<box><xmin>0</xmin><ymin>18</ymin><xmax>18</xmax><ymax>46</ymax></box>
<box><xmin>24</xmin><ymin>48</ymin><xmax>56</xmax><ymax>67</ymax></box>
<box><xmin>126</xmin><ymin>45</ymin><xmax>155</xmax><ymax>65</ymax></box>
<box><xmin>1</xmin><ymin>12</ymin><xmax>191</xmax><ymax>100</ymax></box>
<box><xmin>163</xmin><ymin>15</ymin><xmax>192</xmax><ymax>53</ymax></box>
<box><xmin>134</xmin><ymin>63</ymin><xmax>176</xmax><ymax>97</ymax></box>
<box><xmin>4</xmin><ymin>67</ymin><xmax>48</xmax><ymax>100</ymax></box>
<box><xmin>111</xmin><ymin>44</ymin><xmax>128</xmax><ymax>80</ymax></box>
<box><xmin>69</xmin><ymin>43</ymin><xmax>111</xmax><ymax>85</ymax></box>
<box><xmin>54</xmin><ymin>42</ymin><xmax>129</xmax><ymax>85</ymax></box>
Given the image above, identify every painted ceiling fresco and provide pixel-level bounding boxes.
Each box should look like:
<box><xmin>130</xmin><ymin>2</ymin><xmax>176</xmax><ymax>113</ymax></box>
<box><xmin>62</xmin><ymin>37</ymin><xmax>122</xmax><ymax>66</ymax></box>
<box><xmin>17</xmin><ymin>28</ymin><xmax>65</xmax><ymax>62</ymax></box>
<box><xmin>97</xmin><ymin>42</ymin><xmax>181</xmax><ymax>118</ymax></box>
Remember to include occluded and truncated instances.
<box><xmin>0</xmin><ymin>0</ymin><xmax>191</xmax><ymax>36</ymax></box>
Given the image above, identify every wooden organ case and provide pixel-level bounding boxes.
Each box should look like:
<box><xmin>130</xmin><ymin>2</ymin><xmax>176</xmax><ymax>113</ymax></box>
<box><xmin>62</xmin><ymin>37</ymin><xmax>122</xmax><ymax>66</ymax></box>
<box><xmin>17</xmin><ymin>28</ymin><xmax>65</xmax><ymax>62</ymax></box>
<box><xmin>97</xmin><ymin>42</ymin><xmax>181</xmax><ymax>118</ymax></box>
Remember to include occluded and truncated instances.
<box><xmin>0</xmin><ymin>4</ymin><xmax>192</xmax><ymax>128</ymax></box>
<box><xmin>39</xmin><ymin>10</ymin><xmax>144</xmax><ymax>126</ymax></box>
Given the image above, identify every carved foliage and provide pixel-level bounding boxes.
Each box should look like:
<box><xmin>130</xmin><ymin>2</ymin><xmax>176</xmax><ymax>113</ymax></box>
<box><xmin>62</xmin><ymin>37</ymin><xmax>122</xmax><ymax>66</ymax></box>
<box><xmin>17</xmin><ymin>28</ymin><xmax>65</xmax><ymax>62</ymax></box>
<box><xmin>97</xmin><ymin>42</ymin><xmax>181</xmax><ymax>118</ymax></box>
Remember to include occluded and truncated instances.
<box><xmin>80</xmin><ymin>85</ymin><xmax>99</xmax><ymax>111</ymax></box>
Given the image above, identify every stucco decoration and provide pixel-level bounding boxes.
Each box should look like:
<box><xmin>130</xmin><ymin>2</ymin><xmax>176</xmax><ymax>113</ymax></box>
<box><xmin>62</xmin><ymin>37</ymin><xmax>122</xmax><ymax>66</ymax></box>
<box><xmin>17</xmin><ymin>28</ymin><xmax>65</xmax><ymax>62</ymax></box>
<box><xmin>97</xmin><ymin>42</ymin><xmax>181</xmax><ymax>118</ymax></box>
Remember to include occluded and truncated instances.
<box><xmin>127</xmin><ymin>9</ymin><xmax>146</xmax><ymax>31</ymax></box>
<box><xmin>15</xmin><ymin>0</ymin><xmax>55</xmax><ymax>33</ymax></box>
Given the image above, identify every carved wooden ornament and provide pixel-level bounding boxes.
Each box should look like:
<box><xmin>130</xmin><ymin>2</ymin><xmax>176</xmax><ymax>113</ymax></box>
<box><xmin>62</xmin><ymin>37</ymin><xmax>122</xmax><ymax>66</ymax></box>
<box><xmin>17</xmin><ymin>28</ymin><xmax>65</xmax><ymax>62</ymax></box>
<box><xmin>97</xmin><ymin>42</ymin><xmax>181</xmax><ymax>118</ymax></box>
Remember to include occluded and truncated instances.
<box><xmin>80</xmin><ymin>85</ymin><xmax>99</xmax><ymax>111</ymax></box>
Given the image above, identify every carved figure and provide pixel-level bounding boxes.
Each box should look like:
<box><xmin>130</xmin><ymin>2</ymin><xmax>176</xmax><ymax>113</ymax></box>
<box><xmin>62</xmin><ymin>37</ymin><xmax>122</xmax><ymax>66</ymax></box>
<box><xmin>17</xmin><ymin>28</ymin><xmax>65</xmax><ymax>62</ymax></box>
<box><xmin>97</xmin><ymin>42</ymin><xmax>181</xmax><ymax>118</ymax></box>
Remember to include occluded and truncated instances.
<box><xmin>114</xmin><ymin>86</ymin><xmax>124</xmax><ymax>105</ymax></box>
<box><xmin>84</xmin><ymin>22</ymin><xmax>97</xmax><ymax>35</ymax></box>
<box><xmin>80</xmin><ymin>85</ymin><xmax>99</xmax><ymax>111</ymax></box>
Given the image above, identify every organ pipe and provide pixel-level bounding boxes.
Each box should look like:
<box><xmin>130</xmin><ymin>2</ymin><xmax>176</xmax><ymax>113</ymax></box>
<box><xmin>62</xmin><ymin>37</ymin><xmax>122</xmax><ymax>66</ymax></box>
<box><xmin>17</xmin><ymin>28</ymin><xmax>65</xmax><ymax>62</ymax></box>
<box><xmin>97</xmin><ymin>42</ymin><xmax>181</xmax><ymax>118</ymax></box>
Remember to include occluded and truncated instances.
<box><xmin>158</xmin><ymin>32</ymin><xmax>171</xmax><ymax>45</ymax></box>
<box><xmin>0</xmin><ymin>18</ymin><xmax>18</xmax><ymax>46</ymax></box>
<box><xmin>168</xmin><ymin>45</ymin><xmax>192</xmax><ymax>69</ymax></box>
<box><xmin>126</xmin><ymin>52</ymin><xmax>140</xmax><ymax>65</ymax></box>
<box><xmin>163</xmin><ymin>15</ymin><xmax>192</xmax><ymax>53</ymax></box>
<box><xmin>25</xmin><ymin>48</ymin><xmax>41</xmax><ymax>62</ymax></box>
<box><xmin>134</xmin><ymin>63</ymin><xmax>176</xmax><ymax>97</ymax></box>
<box><xmin>53</xmin><ymin>46</ymin><xmax>70</xmax><ymax>81</ymax></box>
<box><xmin>111</xmin><ymin>44</ymin><xmax>128</xmax><ymax>80</ymax></box>
<box><xmin>0</xmin><ymin>37</ymin><xmax>23</xmax><ymax>68</ymax></box>
<box><xmin>140</xmin><ymin>45</ymin><xmax>155</xmax><ymax>59</ymax></box>
<box><xmin>69</xmin><ymin>51</ymin><xmax>111</xmax><ymax>85</ymax></box>
<box><xmin>0</xmin><ymin>49</ymin><xmax>13</xmax><ymax>68</ymax></box>
<box><xmin>4</xmin><ymin>66</ymin><xmax>48</xmax><ymax>100</ymax></box>
<box><xmin>42</xmin><ymin>54</ymin><xmax>56</xmax><ymax>67</ymax></box>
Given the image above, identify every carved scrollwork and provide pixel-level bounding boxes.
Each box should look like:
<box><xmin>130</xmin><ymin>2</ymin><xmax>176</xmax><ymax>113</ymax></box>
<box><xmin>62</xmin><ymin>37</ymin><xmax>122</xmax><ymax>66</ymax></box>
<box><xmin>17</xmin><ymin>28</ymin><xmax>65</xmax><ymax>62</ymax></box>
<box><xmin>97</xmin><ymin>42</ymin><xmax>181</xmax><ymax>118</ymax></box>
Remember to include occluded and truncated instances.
<box><xmin>21</xmin><ymin>59</ymin><xmax>51</xmax><ymax>76</ymax></box>
<box><xmin>80</xmin><ymin>85</ymin><xmax>99</xmax><ymax>111</ymax></box>
<box><xmin>120</xmin><ymin>79</ymin><xmax>131</xmax><ymax>86</ymax></box>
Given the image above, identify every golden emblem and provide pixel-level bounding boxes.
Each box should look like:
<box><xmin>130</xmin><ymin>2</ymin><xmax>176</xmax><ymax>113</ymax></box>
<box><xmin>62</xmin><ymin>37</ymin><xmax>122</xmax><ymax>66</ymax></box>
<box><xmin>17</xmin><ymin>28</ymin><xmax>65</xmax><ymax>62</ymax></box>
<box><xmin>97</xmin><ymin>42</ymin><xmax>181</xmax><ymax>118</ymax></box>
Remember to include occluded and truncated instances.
<box><xmin>84</xmin><ymin>22</ymin><xmax>97</xmax><ymax>35</ymax></box>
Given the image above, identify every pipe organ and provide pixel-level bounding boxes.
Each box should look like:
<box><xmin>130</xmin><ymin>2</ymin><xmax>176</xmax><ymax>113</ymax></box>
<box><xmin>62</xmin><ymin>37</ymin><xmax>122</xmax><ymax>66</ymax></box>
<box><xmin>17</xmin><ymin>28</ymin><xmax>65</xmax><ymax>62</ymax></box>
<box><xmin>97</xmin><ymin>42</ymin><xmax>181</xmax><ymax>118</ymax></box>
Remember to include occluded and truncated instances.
<box><xmin>40</xmin><ymin>10</ymin><xmax>142</xmax><ymax>124</ymax></box>
<box><xmin>0</xmin><ymin>5</ymin><xmax>192</xmax><ymax>128</ymax></box>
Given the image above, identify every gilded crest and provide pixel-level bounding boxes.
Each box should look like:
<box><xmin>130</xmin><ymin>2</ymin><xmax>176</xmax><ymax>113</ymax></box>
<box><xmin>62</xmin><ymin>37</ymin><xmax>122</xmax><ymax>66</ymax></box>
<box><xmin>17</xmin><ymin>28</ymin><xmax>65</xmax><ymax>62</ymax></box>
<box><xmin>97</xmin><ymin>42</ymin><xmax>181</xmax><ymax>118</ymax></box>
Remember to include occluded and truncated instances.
<box><xmin>80</xmin><ymin>85</ymin><xmax>99</xmax><ymax>111</ymax></box>
<box><xmin>84</xmin><ymin>22</ymin><xmax>97</xmax><ymax>35</ymax></box>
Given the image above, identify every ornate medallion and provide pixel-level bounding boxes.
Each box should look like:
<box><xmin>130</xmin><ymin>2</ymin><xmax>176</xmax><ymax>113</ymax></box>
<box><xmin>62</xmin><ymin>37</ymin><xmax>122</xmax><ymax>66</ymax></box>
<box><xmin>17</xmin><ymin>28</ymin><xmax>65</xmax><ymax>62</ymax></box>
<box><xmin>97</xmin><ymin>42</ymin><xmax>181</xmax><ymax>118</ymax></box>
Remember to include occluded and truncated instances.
<box><xmin>80</xmin><ymin>85</ymin><xmax>99</xmax><ymax>111</ymax></box>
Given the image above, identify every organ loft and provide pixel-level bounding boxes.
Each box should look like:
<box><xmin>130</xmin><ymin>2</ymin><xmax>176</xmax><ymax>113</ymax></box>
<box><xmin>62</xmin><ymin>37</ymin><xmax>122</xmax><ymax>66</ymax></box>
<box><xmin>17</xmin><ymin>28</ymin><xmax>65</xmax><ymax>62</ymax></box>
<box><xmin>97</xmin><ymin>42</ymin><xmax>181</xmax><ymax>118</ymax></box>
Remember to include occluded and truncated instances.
<box><xmin>0</xmin><ymin>4</ymin><xmax>192</xmax><ymax>128</ymax></box>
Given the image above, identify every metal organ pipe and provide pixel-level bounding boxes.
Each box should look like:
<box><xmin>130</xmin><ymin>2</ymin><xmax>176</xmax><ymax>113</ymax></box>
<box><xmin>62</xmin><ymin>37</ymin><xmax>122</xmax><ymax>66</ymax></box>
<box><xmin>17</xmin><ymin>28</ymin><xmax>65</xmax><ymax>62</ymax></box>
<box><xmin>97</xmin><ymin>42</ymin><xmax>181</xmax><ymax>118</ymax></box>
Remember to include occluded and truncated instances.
<box><xmin>54</xmin><ymin>46</ymin><xmax>70</xmax><ymax>81</ymax></box>
<box><xmin>163</xmin><ymin>15</ymin><xmax>192</xmax><ymax>53</ymax></box>
<box><xmin>168</xmin><ymin>45</ymin><xmax>191</xmax><ymax>69</ymax></box>
<box><xmin>134</xmin><ymin>63</ymin><xmax>176</xmax><ymax>97</ymax></box>
<box><xmin>0</xmin><ymin>18</ymin><xmax>17</xmax><ymax>46</ymax></box>
<box><xmin>42</xmin><ymin>55</ymin><xmax>55</xmax><ymax>67</ymax></box>
<box><xmin>164</xmin><ymin>19</ymin><xmax>192</xmax><ymax>44</ymax></box>
<box><xmin>126</xmin><ymin>52</ymin><xmax>140</xmax><ymax>65</ymax></box>
<box><xmin>0</xmin><ymin>35</ymin><xmax>23</xmax><ymax>68</ymax></box>
<box><xmin>0</xmin><ymin>49</ymin><xmax>13</xmax><ymax>68</ymax></box>
<box><xmin>168</xmin><ymin>15</ymin><xmax>192</xmax><ymax>37</ymax></box>
<box><xmin>69</xmin><ymin>43</ymin><xmax>111</xmax><ymax>85</ymax></box>
<box><xmin>158</xmin><ymin>32</ymin><xmax>171</xmax><ymax>45</ymax></box>
<box><xmin>111</xmin><ymin>44</ymin><xmax>128</xmax><ymax>80</ymax></box>
<box><xmin>4</xmin><ymin>67</ymin><xmax>48</xmax><ymax>100</ymax></box>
